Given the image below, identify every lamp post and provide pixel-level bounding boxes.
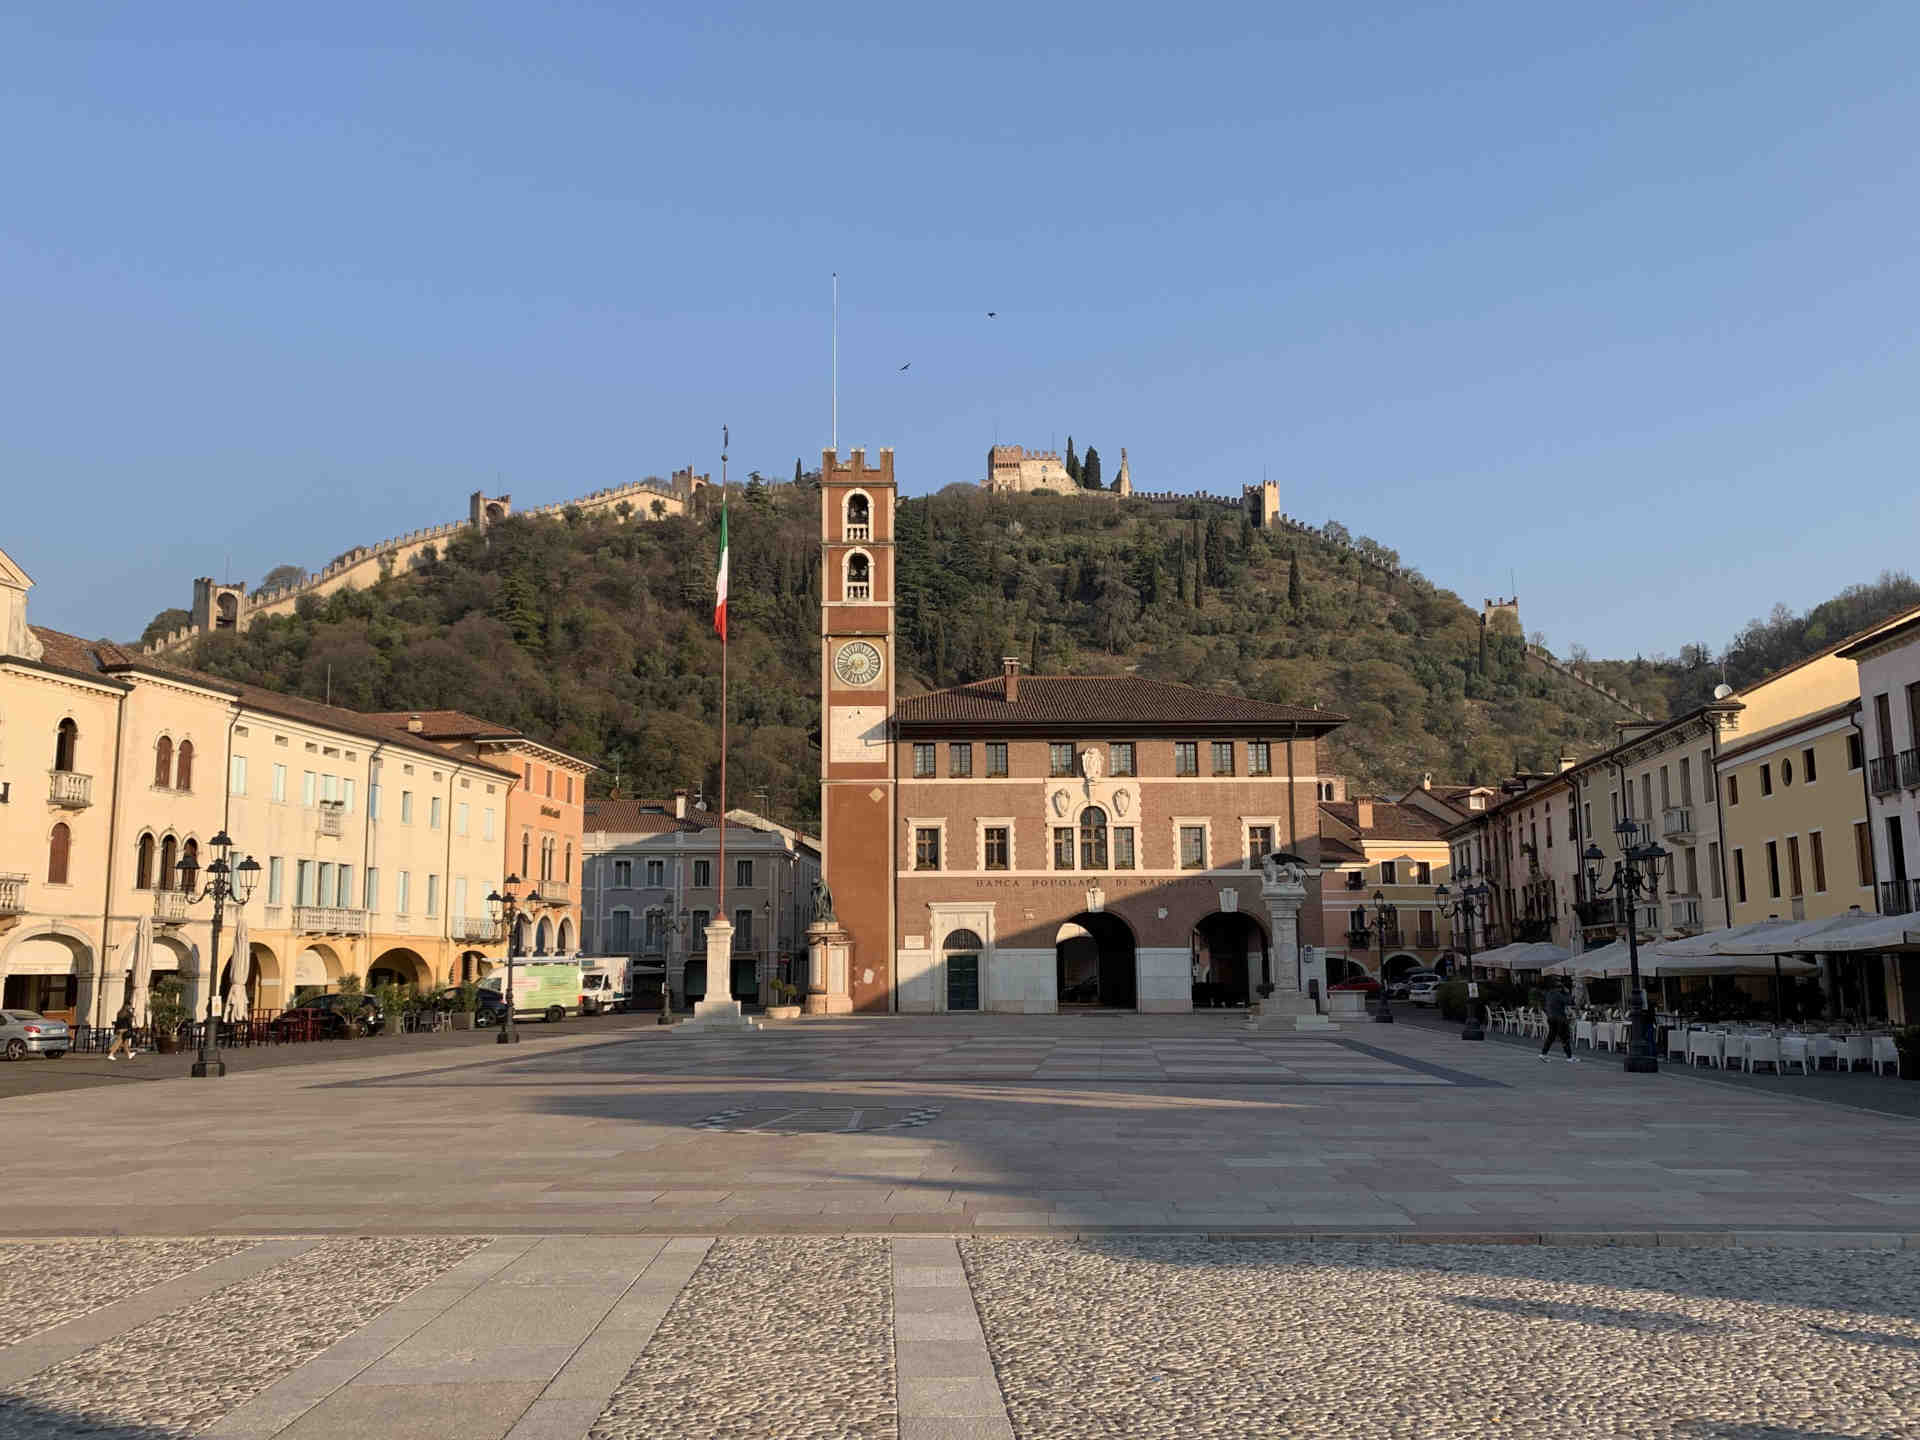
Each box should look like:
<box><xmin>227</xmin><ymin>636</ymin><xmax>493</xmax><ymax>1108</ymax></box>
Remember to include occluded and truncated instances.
<box><xmin>646</xmin><ymin>905</ymin><xmax>690</xmax><ymax>1024</ymax></box>
<box><xmin>1347</xmin><ymin>889</ymin><xmax>1398</xmax><ymax>1023</ymax></box>
<box><xmin>1585</xmin><ymin>818</ymin><xmax>1668</xmax><ymax>1074</ymax></box>
<box><xmin>1435</xmin><ymin>871</ymin><xmax>1491</xmax><ymax>1041</ymax></box>
<box><xmin>175</xmin><ymin>831</ymin><xmax>260</xmax><ymax>1079</ymax></box>
<box><xmin>487</xmin><ymin>876</ymin><xmax>522</xmax><ymax>1045</ymax></box>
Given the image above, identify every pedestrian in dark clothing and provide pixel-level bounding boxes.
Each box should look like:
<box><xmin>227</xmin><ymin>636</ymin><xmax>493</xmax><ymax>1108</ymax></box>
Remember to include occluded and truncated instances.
<box><xmin>108</xmin><ymin>1004</ymin><xmax>137</xmax><ymax>1061</ymax></box>
<box><xmin>1540</xmin><ymin>985</ymin><xmax>1578</xmax><ymax>1062</ymax></box>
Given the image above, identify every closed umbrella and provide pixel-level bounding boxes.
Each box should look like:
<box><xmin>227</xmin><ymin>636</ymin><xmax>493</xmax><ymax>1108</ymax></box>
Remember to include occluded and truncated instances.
<box><xmin>126</xmin><ymin>916</ymin><xmax>155</xmax><ymax>1026</ymax></box>
<box><xmin>225</xmin><ymin>906</ymin><xmax>251</xmax><ymax>1021</ymax></box>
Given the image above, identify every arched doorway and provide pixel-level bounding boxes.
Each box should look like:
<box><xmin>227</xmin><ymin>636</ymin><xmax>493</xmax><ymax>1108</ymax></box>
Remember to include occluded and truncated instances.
<box><xmin>557</xmin><ymin>917</ymin><xmax>574</xmax><ymax>954</ymax></box>
<box><xmin>2</xmin><ymin>931</ymin><xmax>91</xmax><ymax>1021</ymax></box>
<box><xmin>292</xmin><ymin>942</ymin><xmax>342</xmax><ymax>1000</ymax></box>
<box><xmin>247</xmin><ymin>942</ymin><xmax>280</xmax><ymax>1013</ymax></box>
<box><xmin>1055</xmin><ymin>912</ymin><xmax>1135</xmax><ymax>1010</ymax></box>
<box><xmin>1191</xmin><ymin>912</ymin><xmax>1270</xmax><ymax>1008</ymax></box>
<box><xmin>215</xmin><ymin>592</ymin><xmax>238</xmax><ymax>629</ymax></box>
<box><xmin>944</xmin><ymin>929</ymin><xmax>983</xmax><ymax>1012</ymax></box>
<box><xmin>534</xmin><ymin>917</ymin><xmax>554</xmax><ymax>955</ymax></box>
<box><xmin>486</xmin><ymin>502</ymin><xmax>506</xmax><ymax>524</ymax></box>
<box><xmin>368</xmin><ymin>947</ymin><xmax>429</xmax><ymax>991</ymax></box>
<box><xmin>513</xmin><ymin>914</ymin><xmax>532</xmax><ymax>956</ymax></box>
<box><xmin>1382</xmin><ymin>952</ymin><xmax>1424</xmax><ymax>982</ymax></box>
<box><xmin>459</xmin><ymin>950</ymin><xmax>488</xmax><ymax>983</ymax></box>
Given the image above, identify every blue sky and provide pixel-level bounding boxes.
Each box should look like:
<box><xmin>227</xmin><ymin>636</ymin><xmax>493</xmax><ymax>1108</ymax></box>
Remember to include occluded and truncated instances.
<box><xmin>5</xmin><ymin>2</ymin><xmax>1917</xmax><ymax>658</ymax></box>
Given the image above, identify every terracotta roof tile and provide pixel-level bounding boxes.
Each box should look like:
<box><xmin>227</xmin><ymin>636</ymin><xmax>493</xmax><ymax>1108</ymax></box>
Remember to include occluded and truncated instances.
<box><xmin>1315</xmin><ymin>834</ymin><xmax>1368</xmax><ymax>866</ymax></box>
<box><xmin>367</xmin><ymin>709</ymin><xmax>523</xmax><ymax>740</ymax></box>
<box><xmin>896</xmin><ymin>674</ymin><xmax>1345</xmax><ymax>733</ymax></box>
<box><xmin>1319</xmin><ymin>799</ymin><xmax>1449</xmax><ymax>842</ymax></box>
<box><xmin>24</xmin><ymin>627</ymin><xmax>125</xmax><ymax>680</ymax></box>
<box><xmin>583</xmin><ymin>799</ymin><xmax>756</xmax><ymax>835</ymax></box>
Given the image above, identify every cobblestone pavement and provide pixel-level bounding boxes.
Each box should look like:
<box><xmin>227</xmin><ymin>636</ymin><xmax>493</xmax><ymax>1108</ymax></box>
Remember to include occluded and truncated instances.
<box><xmin>0</xmin><ymin>1238</ymin><xmax>254</xmax><ymax>1347</ymax></box>
<box><xmin>0</xmin><ymin>1234</ymin><xmax>1917</xmax><ymax>1437</ymax></box>
<box><xmin>590</xmin><ymin>1237</ymin><xmax>894</xmax><ymax>1440</ymax></box>
<box><xmin>962</xmin><ymin>1237</ymin><xmax>1920</xmax><ymax>1439</ymax></box>
<box><xmin>0</xmin><ymin>1236</ymin><xmax>484</xmax><ymax>1439</ymax></box>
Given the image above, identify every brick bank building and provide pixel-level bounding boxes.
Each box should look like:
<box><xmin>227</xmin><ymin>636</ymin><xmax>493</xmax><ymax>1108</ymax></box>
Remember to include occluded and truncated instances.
<box><xmin>818</xmin><ymin>448</ymin><xmax>1345</xmax><ymax>1014</ymax></box>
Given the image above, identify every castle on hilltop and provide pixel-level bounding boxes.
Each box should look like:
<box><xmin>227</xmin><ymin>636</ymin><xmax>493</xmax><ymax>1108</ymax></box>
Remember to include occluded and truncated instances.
<box><xmin>984</xmin><ymin>445</ymin><xmax>1135</xmax><ymax>496</ymax></box>
<box><xmin>145</xmin><ymin>469</ymin><xmax>714</xmax><ymax>656</ymax></box>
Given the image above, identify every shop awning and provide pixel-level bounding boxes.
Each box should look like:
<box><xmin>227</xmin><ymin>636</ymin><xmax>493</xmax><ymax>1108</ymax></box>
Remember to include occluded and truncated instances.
<box><xmin>1478</xmin><ymin>942</ymin><xmax>1570</xmax><ymax>971</ymax></box>
<box><xmin>1707</xmin><ymin>907</ymin><xmax>1920</xmax><ymax>956</ymax></box>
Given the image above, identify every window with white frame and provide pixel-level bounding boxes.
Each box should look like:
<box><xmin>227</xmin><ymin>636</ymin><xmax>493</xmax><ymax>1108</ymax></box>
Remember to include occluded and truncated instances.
<box><xmin>646</xmin><ymin>859</ymin><xmax>665</xmax><ymax>887</ymax></box>
<box><xmin>613</xmin><ymin>859</ymin><xmax>632</xmax><ymax>887</ymax></box>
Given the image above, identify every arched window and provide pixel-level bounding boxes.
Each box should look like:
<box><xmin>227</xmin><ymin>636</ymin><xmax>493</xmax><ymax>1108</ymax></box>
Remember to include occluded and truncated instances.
<box><xmin>180</xmin><ymin>838</ymin><xmax>199</xmax><ymax>890</ymax></box>
<box><xmin>154</xmin><ymin>736</ymin><xmax>174</xmax><ymax>789</ymax></box>
<box><xmin>845</xmin><ymin>492</ymin><xmax>871</xmax><ymax>541</ymax></box>
<box><xmin>48</xmin><ymin>823</ymin><xmax>71</xmax><ymax>884</ymax></box>
<box><xmin>54</xmin><ymin>718</ymin><xmax>78</xmax><ymax>773</ymax></box>
<box><xmin>175</xmin><ymin>739</ymin><xmax>194</xmax><ymax>792</ymax></box>
<box><xmin>520</xmin><ymin>834</ymin><xmax>531</xmax><ymax>878</ymax></box>
<box><xmin>135</xmin><ymin>833</ymin><xmax>156</xmax><ymax>890</ymax></box>
<box><xmin>845</xmin><ymin>550</ymin><xmax>872</xmax><ymax>601</ymax></box>
<box><xmin>158</xmin><ymin>835</ymin><xmax>178</xmax><ymax>892</ymax></box>
<box><xmin>564</xmin><ymin>842</ymin><xmax>573</xmax><ymax>883</ymax></box>
<box><xmin>944</xmin><ymin>928</ymin><xmax>985</xmax><ymax>952</ymax></box>
<box><xmin>1079</xmin><ymin>807</ymin><xmax>1109</xmax><ymax>870</ymax></box>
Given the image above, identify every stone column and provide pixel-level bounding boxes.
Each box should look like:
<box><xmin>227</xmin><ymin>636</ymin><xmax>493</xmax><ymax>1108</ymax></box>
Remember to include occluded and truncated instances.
<box><xmin>804</xmin><ymin>920</ymin><xmax>853</xmax><ymax>1015</ymax></box>
<box><xmin>672</xmin><ymin>918</ymin><xmax>758</xmax><ymax>1034</ymax></box>
<box><xmin>1258</xmin><ymin>862</ymin><xmax>1336</xmax><ymax>1031</ymax></box>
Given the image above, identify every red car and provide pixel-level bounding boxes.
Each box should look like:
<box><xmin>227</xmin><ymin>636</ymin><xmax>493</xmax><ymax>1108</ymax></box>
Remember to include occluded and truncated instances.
<box><xmin>1328</xmin><ymin>975</ymin><xmax>1382</xmax><ymax>994</ymax></box>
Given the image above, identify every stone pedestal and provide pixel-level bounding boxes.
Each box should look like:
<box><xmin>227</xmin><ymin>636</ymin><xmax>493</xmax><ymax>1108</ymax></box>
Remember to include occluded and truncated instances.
<box><xmin>803</xmin><ymin>920</ymin><xmax>853</xmax><ymax>1016</ymax></box>
<box><xmin>1256</xmin><ymin>857</ymin><xmax>1336</xmax><ymax>1031</ymax></box>
<box><xmin>673</xmin><ymin>920</ymin><xmax>760</xmax><ymax>1035</ymax></box>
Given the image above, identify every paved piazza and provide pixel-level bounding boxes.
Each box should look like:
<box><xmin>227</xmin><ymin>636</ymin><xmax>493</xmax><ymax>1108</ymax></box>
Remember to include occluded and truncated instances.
<box><xmin>6</xmin><ymin>1014</ymin><xmax>1920</xmax><ymax>1437</ymax></box>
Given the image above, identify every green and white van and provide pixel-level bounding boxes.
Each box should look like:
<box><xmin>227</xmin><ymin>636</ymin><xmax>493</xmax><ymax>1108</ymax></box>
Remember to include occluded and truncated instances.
<box><xmin>479</xmin><ymin>959</ymin><xmax>582</xmax><ymax>1022</ymax></box>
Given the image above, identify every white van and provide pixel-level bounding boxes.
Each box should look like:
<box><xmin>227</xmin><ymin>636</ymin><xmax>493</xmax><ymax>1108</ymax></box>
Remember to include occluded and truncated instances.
<box><xmin>579</xmin><ymin>963</ymin><xmax>625</xmax><ymax>1016</ymax></box>
<box><xmin>479</xmin><ymin>959</ymin><xmax>582</xmax><ymax>1022</ymax></box>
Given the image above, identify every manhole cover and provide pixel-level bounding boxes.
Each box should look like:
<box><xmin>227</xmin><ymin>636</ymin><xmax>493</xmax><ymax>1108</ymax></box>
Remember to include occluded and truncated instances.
<box><xmin>690</xmin><ymin>1106</ymin><xmax>941</xmax><ymax>1135</ymax></box>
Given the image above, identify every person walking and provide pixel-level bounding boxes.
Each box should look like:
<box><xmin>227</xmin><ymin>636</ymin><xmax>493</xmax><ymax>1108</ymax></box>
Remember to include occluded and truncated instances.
<box><xmin>1540</xmin><ymin>983</ymin><xmax>1577</xmax><ymax>1063</ymax></box>
<box><xmin>108</xmin><ymin>1002</ymin><xmax>137</xmax><ymax>1061</ymax></box>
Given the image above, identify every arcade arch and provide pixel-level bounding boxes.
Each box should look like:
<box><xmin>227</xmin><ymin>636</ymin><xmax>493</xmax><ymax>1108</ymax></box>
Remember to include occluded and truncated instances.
<box><xmin>1055</xmin><ymin>912</ymin><xmax>1135</xmax><ymax>1010</ymax></box>
<box><xmin>368</xmin><ymin>947</ymin><xmax>431</xmax><ymax>990</ymax></box>
<box><xmin>1191</xmin><ymin>911</ymin><xmax>1270</xmax><ymax>1008</ymax></box>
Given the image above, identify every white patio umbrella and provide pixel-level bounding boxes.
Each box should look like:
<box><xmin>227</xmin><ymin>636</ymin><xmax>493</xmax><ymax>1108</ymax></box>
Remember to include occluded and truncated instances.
<box><xmin>126</xmin><ymin>915</ymin><xmax>155</xmax><ymax>1026</ymax></box>
<box><xmin>1543</xmin><ymin>940</ymin><xmax>1635</xmax><ymax>979</ymax></box>
<box><xmin>1652</xmin><ymin>919</ymin><xmax>1799</xmax><ymax>960</ymax></box>
<box><xmin>224</xmin><ymin>906</ymin><xmax>251</xmax><ymax>1021</ymax></box>
<box><xmin>1708</xmin><ymin>905</ymin><xmax>1920</xmax><ymax>955</ymax></box>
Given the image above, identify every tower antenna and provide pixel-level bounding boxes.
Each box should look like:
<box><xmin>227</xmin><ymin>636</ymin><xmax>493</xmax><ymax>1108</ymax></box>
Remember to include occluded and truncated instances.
<box><xmin>831</xmin><ymin>273</ymin><xmax>838</xmax><ymax>452</ymax></box>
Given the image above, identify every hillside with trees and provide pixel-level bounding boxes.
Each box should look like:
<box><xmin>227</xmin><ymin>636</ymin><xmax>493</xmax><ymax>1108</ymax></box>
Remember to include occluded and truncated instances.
<box><xmin>156</xmin><ymin>477</ymin><xmax>1649</xmax><ymax>826</ymax></box>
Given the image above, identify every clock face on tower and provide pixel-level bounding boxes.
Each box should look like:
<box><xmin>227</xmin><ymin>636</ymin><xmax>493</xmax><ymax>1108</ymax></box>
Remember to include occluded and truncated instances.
<box><xmin>833</xmin><ymin>640</ymin><xmax>885</xmax><ymax>688</ymax></box>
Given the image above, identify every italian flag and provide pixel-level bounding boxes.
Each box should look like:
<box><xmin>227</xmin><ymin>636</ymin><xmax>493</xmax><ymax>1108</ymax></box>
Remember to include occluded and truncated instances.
<box><xmin>713</xmin><ymin>493</ymin><xmax>729</xmax><ymax>640</ymax></box>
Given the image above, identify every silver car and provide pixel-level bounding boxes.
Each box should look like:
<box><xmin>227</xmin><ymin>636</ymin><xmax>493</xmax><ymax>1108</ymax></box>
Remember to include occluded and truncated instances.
<box><xmin>1</xmin><ymin>1010</ymin><xmax>71</xmax><ymax>1059</ymax></box>
<box><xmin>1406</xmin><ymin>978</ymin><xmax>1443</xmax><ymax>1007</ymax></box>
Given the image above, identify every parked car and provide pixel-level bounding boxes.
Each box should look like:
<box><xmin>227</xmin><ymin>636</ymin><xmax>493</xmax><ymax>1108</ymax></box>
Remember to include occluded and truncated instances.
<box><xmin>0</xmin><ymin>1010</ymin><xmax>70</xmax><ymax>1060</ymax></box>
<box><xmin>1388</xmin><ymin>969</ymin><xmax>1444</xmax><ymax>1000</ymax></box>
<box><xmin>273</xmin><ymin>994</ymin><xmax>381</xmax><ymax>1039</ymax></box>
<box><xmin>1406</xmin><ymin>978</ymin><xmax>1443</xmax><ymax>1006</ymax></box>
<box><xmin>1329</xmin><ymin>975</ymin><xmax>1382</xmax><ymax>994</ymax></box>
<box><xmin>429</xmin><ymin>987</ymin><xmax>511</xmax><ymax>1027</ymax></box>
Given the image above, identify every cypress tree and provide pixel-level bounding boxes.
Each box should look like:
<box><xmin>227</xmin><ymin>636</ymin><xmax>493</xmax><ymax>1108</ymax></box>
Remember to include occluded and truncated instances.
<box><xmin>1081</xmin><ymin>446</ymin><xmax>1102</xmax><ymax>491</ymax></box>
<box><xmin>1287</xmin><ymin>548</ymin><xmax>1302</xmax><ymax>612</ymax></box>
<box><xmin>1065</xmin><ymin>437</ymin><xmax>1080</xmax><ymax>483</ymax></box>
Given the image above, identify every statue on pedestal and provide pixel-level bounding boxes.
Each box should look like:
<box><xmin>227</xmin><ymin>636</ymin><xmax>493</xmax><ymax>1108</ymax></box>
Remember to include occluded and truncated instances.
<box><xmin>811</xmin><ymin>877</ymin><xmax>837</xmax><ymax>927</ymax></box>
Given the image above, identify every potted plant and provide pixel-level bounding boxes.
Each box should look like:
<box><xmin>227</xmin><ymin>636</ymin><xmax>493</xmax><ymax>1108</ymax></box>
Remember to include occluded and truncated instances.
<box><xmin>374</xmin><ymin>980</ymin><xmax>406</xmax><ymax>1036</ymax></box>
<box><xmin>149</xmin><ymin>976</ymin><xmax>188</xmax><ymax>1053</ymax></box>
<box><xmin>765</xmin><ymin>979</ymin><xmax>802</xmax><ymax>1021</ymax></box>
<box><xmin>334</xmin><ymin>973</ymin><xmax>368</xmax><ymax>1036</ymax></box>
<box><xmin>450</xmin><ymin>981</ymin><xmax>479</xmax><ymax>1030</ymax></box>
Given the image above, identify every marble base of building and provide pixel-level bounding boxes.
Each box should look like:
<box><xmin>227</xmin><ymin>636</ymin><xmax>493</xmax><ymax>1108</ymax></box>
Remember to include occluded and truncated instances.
<box><xmin>804</xmin><ymin>921</ymin><xmax>853</xmax><ymax>1015</ymax></box>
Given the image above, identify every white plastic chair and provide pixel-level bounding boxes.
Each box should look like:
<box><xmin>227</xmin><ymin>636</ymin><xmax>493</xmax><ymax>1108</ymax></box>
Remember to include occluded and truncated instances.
<box><xmin>1838</xmin><ymin>1035</ymin><xmax>1873</xmax><ymax>1072</ymax></box>
<box><xmin>1743</xmin><ymin>1035</ymin><xmax>1781</xmax><ymax>1074</ymax></box>
<box><xmin>1687</xmin><ymin>1030</ymin><xmax>1724</xmax><ymax>1068</ymax></box>
<box><xmin>1667</xmin><ymin>1026</ymin><xmax>1691</xmax><ymax>1063</ymax></box>
<box><xmin>1778</xmin><ymin>1034</ymin><xmax>1812</xmax><ymax>1075</ymax></box>
<box><xmin>1575</xmin><ymin>1018</ymin><xmax>1595</xmax><ymax>1050</ymax></box>
<box><xmin>1807</xmin><ymin>1034</ymin><xmax>1838</xmax><ymax>1071</ymax></box>
<box><xmin>1871</xmin><ymin>1035</ymin><xmax>1901</xmax><ymax>1078</ymax></box>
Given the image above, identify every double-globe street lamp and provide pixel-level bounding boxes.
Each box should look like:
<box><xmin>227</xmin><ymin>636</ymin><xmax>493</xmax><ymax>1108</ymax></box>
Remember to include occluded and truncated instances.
<box><xmin>1346</xmin><ymin>889</ymin><xmax>1398</xmax><ymax>1023</ymax></box>
<box><xmin>1584</xmin><ymin>817</ymin><xmax>1670</xmax><ymax>1074</ymax></box>
<box><xmin>645</xmin><ymin>904</ymin><xmax>691</xmax><ymax>1025</ymax></box>
<box><xmin>175</xmin><ymin>831</ymin><xmax>261</xmax><ymax>1079</ymax></box>
<box><xmin>1435</xmin><ymin>870</ymin><xmax>1492</xmax><ymax>1042</ymax></box>
<box><xmin>486</xmin><ymin>876</ymin><xmax>523</xmax><ymax>1046</ymax></box>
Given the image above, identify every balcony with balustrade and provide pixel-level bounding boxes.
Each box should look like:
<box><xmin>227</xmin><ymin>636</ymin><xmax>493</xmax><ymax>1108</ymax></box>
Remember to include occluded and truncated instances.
<box><xmin>1903</xmin><ymin>748</ymin><xmax>1920</xmax><ymax>791</ymax></box>
<box><xmin>454</xmin><ymin>915</ymin><xmax>503</xmax><ymax>943</ymax></box>
<box><xmin>0</xmin><ymin>873</ymin><xmax>25</xmax><ymax>917</ymax></box>
<box><xmin>48</xmin><ymin>771</ymin><xmax>92</xmax><ymax>808</ymax></box>
<box><xmin>1661</xmin><ymin>807</ymin><xmax>1694</xmax><ymax>840</ymax></box>
<box><xmin>532</xmin><ymin>879</ymin><xmax>570</xmax><ymax>905</ymax></box>
<box><xmin>152</xmin><ymin>889</ymin><xmax>189</xmax><ymax>925</ymax></box>
<box><xmin>1869</xmin><ymin>754</ymin><xmax>1901</xmax><ymax>797</ymax></box>
<box><xmin>293</xmin><ymin>906</ymin><xmax>369</xmax><ymax>936</ymax></box>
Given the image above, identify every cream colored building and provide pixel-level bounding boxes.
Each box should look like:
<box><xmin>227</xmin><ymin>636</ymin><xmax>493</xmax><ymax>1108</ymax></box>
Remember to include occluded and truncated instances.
<box><xmin>1316</xmin><ymin>798</ymin><xmax>1459</xmax><ymax>980</ymax></box>
<box><xmin>1</xmin><ymin>545</ymin><xmax>515</xmax><ymax>1026</ymax></box>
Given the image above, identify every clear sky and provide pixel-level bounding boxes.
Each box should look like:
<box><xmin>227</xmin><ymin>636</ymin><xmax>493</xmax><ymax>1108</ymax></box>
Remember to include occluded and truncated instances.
<box><xmin>5</xmin><ymin>2</ymin><xmax>1918</xmax><ymax>659</ymax></box>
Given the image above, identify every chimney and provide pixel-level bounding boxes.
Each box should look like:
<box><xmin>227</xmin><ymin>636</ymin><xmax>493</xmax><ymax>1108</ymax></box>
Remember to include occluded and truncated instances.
<box><xmin>673</xmin><ymin>789</ymin><xmax>688</xmax><ymax>820</ymax></box>
<box><xmin>1355</xmin><ymin>799</ymin><xmax>1374</xmax><ymax>831</ymax></box>
<box><xmin>1559</xmin><ymin>753</ymin><xmax>1577</xmax><ymax>773</ymax></box>
<box><xmin>1420</xmin><ymin>773</ymin><xmax>1433</xmax><ymax>792</ymax></box>
<box><xmin>1002</xmin><ymin>656</ymin><xmax>1021</xmax><ymax>703</ymax></box>
<box><xmin>406</xmin><ymin>713</ymin><xmax>424</xmax><ymax>733</ymax></box>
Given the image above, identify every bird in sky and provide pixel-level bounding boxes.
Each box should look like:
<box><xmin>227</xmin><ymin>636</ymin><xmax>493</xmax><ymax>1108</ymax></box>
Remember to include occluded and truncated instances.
<box><xmin>898</xmin><ymin>362</ymin><xmax>911</xmax><ymax>371</ymax></box>
<box><xmin>986</xmin><ymin>311</ymin><xmax>996</xmax><ymax>318</ymax></box>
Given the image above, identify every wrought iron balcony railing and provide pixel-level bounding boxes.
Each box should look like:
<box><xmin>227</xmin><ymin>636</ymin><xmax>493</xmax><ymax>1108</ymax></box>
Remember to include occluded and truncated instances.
<box><xmin>1869</xmin><ymin>755</ymin><xmax>1901</xmax><ymax>797</ymax></box>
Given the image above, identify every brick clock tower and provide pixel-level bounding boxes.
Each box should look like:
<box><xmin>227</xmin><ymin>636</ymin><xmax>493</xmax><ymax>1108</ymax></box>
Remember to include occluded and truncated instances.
<box><xmin>819</xmin><ymin>448</ymin><xmax>897</xmax><ymax>1013</ymax></box>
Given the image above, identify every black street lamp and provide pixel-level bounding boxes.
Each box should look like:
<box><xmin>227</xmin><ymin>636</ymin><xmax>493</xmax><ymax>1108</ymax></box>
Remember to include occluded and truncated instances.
<box><xmin>487</xmin><ymin>876</ymin><xmax>523</xmax><ymax>1045</ymax></box>
<box><xmin>175</xmin><ymin>830</ymin><xmax>261</xmax><ymax>1079</ymax></box>
<box><xmin>647</xmin><ymin>905</ymin><xmax>691</xmax><ymax>1025</ymax></box>
<box><xmin>1585</xmin><ymin>817</ymin><xmax>1669</xmax><ymax>1074</ymax></box>
<box><xmin>1347</xmin><ymin>889</ymin><xmax>1398</xmax><ymax>1023</ymax></box>
<box><xmin>1435</xmin><ymin>869</ymin><xmax>1492</xmax><ymax>1041</ymax></box>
